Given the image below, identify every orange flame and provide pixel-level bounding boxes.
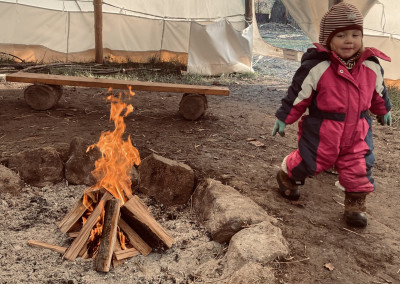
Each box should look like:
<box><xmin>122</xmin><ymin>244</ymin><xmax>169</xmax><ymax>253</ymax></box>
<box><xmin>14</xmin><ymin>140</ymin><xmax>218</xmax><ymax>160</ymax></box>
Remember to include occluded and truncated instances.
<box><xmin>86</xmin><ymin>87</ymin><xmax>141</xmax><ymax>205</ymax></box>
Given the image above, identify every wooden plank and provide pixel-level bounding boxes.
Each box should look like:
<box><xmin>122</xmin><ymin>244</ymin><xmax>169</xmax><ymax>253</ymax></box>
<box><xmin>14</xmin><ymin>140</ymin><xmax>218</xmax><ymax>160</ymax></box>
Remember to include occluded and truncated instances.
<box><xmin>118</xmin><ymin>218</ymin><xmax>152</xmax><ymax>256</ymax></box>
<box><xmin>95</xmin><ymin>199</ymin><xmax>121</xmax><ymax>272</ymax></box>
<box><xmin>120</xmin><ymin>195</ymin><xmax>174</xmax><ymax>250</ymax></box>
<box><xmin>28</xmin><ymin>240</ymin><xmax>67</xmax><ymax>254</ymax></box>
<box><xmin>63</xmin><ymin>192</ymin><xmax>113</xmax><ymax>261</ymax></box>
<box><xmin>6</xmin><ymin>72</ymin><xmax>230</xmax><ymax>96</ymax></box>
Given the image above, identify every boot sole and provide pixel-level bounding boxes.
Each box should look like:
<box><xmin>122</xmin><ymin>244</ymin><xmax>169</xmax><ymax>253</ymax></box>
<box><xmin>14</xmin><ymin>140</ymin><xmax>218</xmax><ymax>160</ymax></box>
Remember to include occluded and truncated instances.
<box><xmin>344</xmin><ymin>212</ymin><xmax>367</xmax><ymax>228</ymax></box>
<box><xmin>276</xmin><ymin>172</ymin><xmax>300</xmax><ymax>201</ymax></box>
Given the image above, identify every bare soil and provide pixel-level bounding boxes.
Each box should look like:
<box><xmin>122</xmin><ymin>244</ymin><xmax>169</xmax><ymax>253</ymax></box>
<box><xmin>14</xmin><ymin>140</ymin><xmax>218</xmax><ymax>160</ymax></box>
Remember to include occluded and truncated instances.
<box><xmin>0</xmin><ymin>70</ymin><xmax>399</xmax><ymax>284</ymax></box>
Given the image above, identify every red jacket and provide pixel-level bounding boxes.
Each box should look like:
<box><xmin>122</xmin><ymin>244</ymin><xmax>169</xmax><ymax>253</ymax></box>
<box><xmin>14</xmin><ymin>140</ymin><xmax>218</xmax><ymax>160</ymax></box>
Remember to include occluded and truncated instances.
<box><xmin>275</xmin><ymin>44</ymin><xmax>391</xmax><ymax>192</ymax></box>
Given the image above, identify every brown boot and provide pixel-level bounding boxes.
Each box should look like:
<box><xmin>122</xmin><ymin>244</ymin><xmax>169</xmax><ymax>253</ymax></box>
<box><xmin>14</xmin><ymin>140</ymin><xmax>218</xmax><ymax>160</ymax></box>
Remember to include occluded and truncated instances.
<box><xmin>276</xmin><ymin>170</ymin><xmax>300</xmax><ymax>201</ymax></box>
<box><xmin>344</xmin><ymin>192</ymin><xmax>368</xmax><ymax>228</ymax></box>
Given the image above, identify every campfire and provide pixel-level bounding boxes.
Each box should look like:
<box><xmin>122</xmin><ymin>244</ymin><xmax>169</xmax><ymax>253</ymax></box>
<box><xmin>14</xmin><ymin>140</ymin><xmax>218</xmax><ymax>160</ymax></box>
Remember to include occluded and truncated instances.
<box><xmin>28</xmin><ymin>87</ymin><xmax>174</xmax><ymax>272</ymax></box>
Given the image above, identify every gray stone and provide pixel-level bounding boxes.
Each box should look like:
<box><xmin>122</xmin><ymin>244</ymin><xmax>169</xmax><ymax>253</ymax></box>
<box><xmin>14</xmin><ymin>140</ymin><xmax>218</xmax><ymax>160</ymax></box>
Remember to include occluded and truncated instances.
<box><xmin>138</xmin><ymin>153</ymin><xmax>195</xmax><ymax>205</ymax></box>
<box><xmin>64</xmin><ymin>137</ymin><xmax>100</xmax><ymax>186</ymax></box>
<box><xmin>192</xmin><ymin>178</ymin><xmax>276</xmax><ymax>243</ymax></box>
<box><xmin>225</xmin><ymin>221</ymin><xmax>289</xmax><ymax>272</ymax></box>
<box><xmin>0</xmin><ymin>164</ymin><xmax>24</xmax><ymax>192</ymax></box>
<box><xmin>8</xmin><ymin>147</ymin><xmax>64</xmax><ymax>187</ymax></box>
<box><xmin>227</xmin><ymin>263</ymin><xmax>277</xmax><ymax>284</ymax></box>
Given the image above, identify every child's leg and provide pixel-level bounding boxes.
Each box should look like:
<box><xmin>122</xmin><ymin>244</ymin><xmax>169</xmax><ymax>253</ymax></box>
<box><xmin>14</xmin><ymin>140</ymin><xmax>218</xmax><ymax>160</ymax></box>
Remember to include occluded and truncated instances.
<box><xmin>335</xmin><ymin>129</ymin><xmax>375</xmax><ymax>228</ymax></box>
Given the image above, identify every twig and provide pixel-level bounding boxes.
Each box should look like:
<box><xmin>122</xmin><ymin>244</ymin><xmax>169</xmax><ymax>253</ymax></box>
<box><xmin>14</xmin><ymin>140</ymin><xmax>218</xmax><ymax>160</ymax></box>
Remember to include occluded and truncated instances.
<box><xmin>275</xmin><ymin>257</ymin><xmax>310</xmax><ymax>264</ymax></box>
<box><xmin>332</xmin><ymin>197</ymin><xmax>344</xmax><ymax>207</ymax></box>
<box><xmin>0</xmin><ymin>52</ymin><xmax>25</xmax><ymax>63</ymax></box>
<box><xmin>341</xmin><ymin>227</ymin><xmax>365</xmax><ymax>238</ymax></box>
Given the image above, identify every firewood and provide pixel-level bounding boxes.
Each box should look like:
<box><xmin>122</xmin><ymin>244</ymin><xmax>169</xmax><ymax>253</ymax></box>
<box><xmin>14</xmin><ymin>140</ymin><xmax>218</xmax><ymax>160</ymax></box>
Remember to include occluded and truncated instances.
<box><xmin>28</xmin><ymin>240</ymin><xmax>67</xmax><ymax>254</ymax></box>
<box><xmin>112</xmin><ymin>239</ymin><xmax>125</xmax><ymax>268</ymax></box>
<box><xmin>118</xmin><ymin>218</ymin><xmax>152</xmax><ymax>256</ymax></box>
<box><xmin>63</xmin><ymin>192</ymin><xmax>113</xmax><ymax>261</ymax></box>
<box><xmin>113</xmin><ymin>248</ymin><xmax>139</xmax><ymax>261</ymax></box>
<box><xmin>120</xmin><ymin>195</ymin><xmax>174</xmax><ymax>250</ymax></box>
<box><xmin>95</xmin><ymin>199</ymin><xmax>121</xmax><ymax>272</ymax></box>
<box><xmin>68</xmin><ymin>231</ymin><xmax>80</xmax><ymax>238</ymax></box>
<box><xmin>59</xmin><ymin>195</ymin><xmax>91</xmax><ymax>234</ymax></box>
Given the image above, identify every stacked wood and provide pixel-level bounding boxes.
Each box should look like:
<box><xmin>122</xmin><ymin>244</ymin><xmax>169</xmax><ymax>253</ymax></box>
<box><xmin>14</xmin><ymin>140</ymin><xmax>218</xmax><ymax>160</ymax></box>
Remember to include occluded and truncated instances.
<box><xmin>27</xmin><ymin>190</ymin><xmax>174</xmax><ymax>272</ymax></box>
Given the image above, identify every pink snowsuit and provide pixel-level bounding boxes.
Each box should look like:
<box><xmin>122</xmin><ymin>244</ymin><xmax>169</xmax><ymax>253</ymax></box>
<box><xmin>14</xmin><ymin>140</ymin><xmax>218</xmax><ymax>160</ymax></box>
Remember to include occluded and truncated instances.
<box><xmin>275</xmin><ymin>44</ymin><xmax>391</xmax><ymax>193</ymax></box>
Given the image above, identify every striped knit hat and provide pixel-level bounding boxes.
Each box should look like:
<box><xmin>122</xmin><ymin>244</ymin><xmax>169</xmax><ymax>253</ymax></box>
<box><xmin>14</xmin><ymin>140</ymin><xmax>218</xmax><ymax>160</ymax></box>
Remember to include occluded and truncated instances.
<box><xmin>319</xmin><ymin>2</ymin><xmax>363</xmax><ymax>48</ymax></box>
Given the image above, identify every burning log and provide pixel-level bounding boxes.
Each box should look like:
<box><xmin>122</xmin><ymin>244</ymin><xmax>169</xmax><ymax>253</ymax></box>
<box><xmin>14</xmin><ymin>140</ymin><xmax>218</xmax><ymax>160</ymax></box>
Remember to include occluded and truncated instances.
<box><xmin>58</xmin><ymin>195</ymin><xmax>91</xmax><ymax>234</ymax></box>
<box><xmin>121</xmin><ymin>195</ymin><xmax>174</xmax><ymax>250</ymax></box>
<box><xmin>118</xmin><ymin>218</ymin><xmax>152</xmax><ymax>256</ymax></box>
<box><xmin>95</xmin><ymin>199</ymin><xmax>121</xmax><ymax>272</ymax></box>
<box><xmin>63</xmin><ymin>192</ymin><xmax>113</xmax><ymax>261</ymax></box>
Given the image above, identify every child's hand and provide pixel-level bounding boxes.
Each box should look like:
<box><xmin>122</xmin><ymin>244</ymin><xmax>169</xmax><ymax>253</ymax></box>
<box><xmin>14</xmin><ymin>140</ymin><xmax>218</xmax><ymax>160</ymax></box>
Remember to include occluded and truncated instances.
<box><xmin>272</xmin><ymin>119</ymin><xmax>286</xmax><ymax>136</ymax></box>
<box><xmin>377</xmin><ymin>112</ymin><xmax>392</xmax><ymax>126</ymax></box>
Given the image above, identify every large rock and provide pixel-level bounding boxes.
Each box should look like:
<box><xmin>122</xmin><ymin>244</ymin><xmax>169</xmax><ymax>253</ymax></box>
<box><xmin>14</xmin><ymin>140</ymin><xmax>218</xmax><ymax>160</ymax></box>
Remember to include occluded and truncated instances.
<box><xmin>8</xmin><ymin>147</ymin><xmax>64</xmax><ymax>187</ymax></box>
<box><xmin>64</xmin><ymin>137</ymin><xmax>100</xmax><ymax>186</ymax></box>
<box><xmin>227</xmin><ymin>263</ymin><xmax>277</xmax><ymax>284</ymax></box>
<box><xmin>138</xmin><ymin>153</ymin><xmax>195</xmax><ymax>206</ymax></box>
<box><xmin>192</xmin><ymin>178</ymin><xmax>276</xmax><ymax>243</ymax></box>
<box><xmin>0</xmin><ymin>164</ymin><xmax>24</xmax><ymax>193</ymax></box>
<box><xmin>225</xmin><ymin>221</ymin><xmax>289</xmax><ymax>272</ymax></box>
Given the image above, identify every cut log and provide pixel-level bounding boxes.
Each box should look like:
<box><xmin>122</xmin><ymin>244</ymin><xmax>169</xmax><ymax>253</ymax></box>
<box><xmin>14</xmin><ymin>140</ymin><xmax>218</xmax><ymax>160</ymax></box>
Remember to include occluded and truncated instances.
<box><xmin>114</xmin><ymin>248</ymin><xmax>139</xmax><ymax>261</ymax></box>
<box><xmin>112</xmin><ymin>239</ymin><xmax>125</xmax><ymax>268</ymax></box>
<box><xmin>118</xmin><ymin>218</ymin><xmax>152</xmax><ymax>256</ymax></box>
<box><xmin>59</xmin><ymin>195</ymin><xmax>91</xmax><ymax>234</ymax></box>
<box><xmin>63</xmin><ymin>192</ymin><xmax>113</xmax><ymax>261</ymax></box>
<box><xmin>95</xmin><ymin>199</ymin><xmax>121</xmax><ymax>272</ymax></box>
<box><xmin>28</xmin><ymin>240</ymin><xmax>67</xmax><ymax>254</ymax></box>
<box><xmin>24</xmin><ymin>84</ymin><xmax>63</xmax><ymax>110</ymax></box>
<box><xmin>179</xmin><ymin>93</ymin><xmax>208</xmax><ymax>120</ymax></box>
<box><xmin>120</xmin><ymin>195</ymin><xmax>174</xmax><ymax>250</ymax></box>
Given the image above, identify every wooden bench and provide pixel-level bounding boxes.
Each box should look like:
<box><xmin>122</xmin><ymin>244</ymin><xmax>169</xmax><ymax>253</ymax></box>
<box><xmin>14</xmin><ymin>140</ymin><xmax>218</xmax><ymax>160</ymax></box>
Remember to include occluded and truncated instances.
<box><xmin>6</xmin><ymin>72</ymin><xmax>230</xmax><ymax>120</ymax></box>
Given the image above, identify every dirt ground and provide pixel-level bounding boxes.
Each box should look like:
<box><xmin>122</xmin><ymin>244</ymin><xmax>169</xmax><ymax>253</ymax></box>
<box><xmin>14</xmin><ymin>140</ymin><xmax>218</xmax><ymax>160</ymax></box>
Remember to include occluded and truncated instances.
<box><xmin>0</xmin><ymin>70</ymin><xmax>399</xmax><ymax>284</ymax></box>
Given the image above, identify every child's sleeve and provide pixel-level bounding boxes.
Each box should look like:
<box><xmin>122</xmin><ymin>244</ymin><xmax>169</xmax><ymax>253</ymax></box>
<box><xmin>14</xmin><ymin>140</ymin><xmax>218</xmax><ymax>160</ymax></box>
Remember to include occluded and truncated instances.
<box><xmin>275</xmin><ymin>59</ymin><xmax>326</xmax><ymax>124</ymax></box>
<box><xmin>367</xmin><ymin>58</ymin><xmax>392</xmax><ymax>115</ymax></box>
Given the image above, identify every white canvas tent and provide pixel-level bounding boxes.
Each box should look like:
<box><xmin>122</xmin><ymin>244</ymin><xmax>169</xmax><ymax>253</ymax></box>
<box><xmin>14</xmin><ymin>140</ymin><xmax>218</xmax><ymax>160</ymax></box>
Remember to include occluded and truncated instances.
<box><xmin>0</xmin><ymin>0</ymin><xmax>399</xmax><ymax>81</ymax></box>
<box><xmin>0</xmin><ymin>0</ymin><xmax>253</xmax><ymax>75</ymax></box>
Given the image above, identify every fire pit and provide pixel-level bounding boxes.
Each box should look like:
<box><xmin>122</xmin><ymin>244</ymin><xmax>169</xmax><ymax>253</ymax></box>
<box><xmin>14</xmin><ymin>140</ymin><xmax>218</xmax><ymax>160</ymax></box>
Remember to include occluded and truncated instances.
<box><xmin>28</xmin><ymin>89</ymin><xmax>173</xmax><ymax>272</ymax></box>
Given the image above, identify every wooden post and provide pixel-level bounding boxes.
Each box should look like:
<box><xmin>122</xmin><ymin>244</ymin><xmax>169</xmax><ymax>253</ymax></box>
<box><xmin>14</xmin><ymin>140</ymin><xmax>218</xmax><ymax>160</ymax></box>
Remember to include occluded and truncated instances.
<box><xmin>245</xmin><ymin>0</ymin><xmax>253</xmax><ymax>28</ymax></box>
<box><xmin>94</xmin><ymin>0</ymin><xmax>103</xmax><ymax>63</ymax></box>
<box><xmin>95</xmin><ymin>199</ymin><xmax>121</xmax><ymax>272</ymax></box>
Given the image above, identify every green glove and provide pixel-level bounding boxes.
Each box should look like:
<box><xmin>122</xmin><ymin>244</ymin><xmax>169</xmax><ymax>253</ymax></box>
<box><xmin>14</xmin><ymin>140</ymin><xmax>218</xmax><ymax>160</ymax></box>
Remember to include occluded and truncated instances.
<box><xmin>377</xmin><ymin>112</ymin><xmax>392</xmax><ymax>126</ymax></box>
<box><xmin>272</xmin><ymin>119</ymin><xmax>286</xmax><ymax>137</ymax></box>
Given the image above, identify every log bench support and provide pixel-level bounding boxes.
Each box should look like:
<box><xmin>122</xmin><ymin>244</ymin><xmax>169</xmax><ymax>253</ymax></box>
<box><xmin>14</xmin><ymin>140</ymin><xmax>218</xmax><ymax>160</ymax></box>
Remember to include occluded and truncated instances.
<box><xmin>6</xmin><ymin>72</ymin><xmax>229</xmax><ymax>120</ymax></box>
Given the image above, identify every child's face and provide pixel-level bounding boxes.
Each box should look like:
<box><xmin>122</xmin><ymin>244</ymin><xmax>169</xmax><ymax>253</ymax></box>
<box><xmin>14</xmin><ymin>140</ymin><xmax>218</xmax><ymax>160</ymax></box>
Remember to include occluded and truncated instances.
<box><xmin>329</xmin><ymin>29</ymin><xmax>362</xmax><ymax>59</ymax></box>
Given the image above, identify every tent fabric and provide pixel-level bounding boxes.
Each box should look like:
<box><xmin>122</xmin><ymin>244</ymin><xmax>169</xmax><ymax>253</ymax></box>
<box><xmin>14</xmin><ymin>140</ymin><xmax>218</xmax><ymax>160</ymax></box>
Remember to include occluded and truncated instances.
<box><xmin>281</xmin><ymin>0</ymin><xmax>400</xmax><ymax>80</ymax></box>
<box><xmin>187</xmin><ymin>20</ymin><xmax>253</xmax><ymax>75</ymax></box>
<box><xmin>0</xmin><ymin>0</ymin><xmax>250</xmax><ymax>74</ymax></box>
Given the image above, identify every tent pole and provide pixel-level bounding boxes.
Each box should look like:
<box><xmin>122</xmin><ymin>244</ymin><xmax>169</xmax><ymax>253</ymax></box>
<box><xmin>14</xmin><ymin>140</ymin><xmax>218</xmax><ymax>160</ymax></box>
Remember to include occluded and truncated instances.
<box><xmin>94</xmin><ymin>0</ymin><xmax>103</xmax><ymax>63</ymax></box>
<box><xmin>329</xmin><ymin>0</ymin><xmax>343</xmax><ymax>7</ymax></box>
<box><xmin>245</xmin><ymin>0</ymin><xmax>253</xmax><ymax>28</ymax></box>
